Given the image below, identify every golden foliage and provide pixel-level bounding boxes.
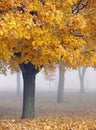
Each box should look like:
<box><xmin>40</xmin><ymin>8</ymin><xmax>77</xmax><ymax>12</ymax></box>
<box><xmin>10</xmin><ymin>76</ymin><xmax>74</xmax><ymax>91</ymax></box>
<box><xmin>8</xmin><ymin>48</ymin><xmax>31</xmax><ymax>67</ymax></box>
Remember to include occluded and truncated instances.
<box><xmin>0</xmin><ymin>0</ymin><xmax>96</xmax><ymax>72</ymax></box>
<box><xmin>0</xmin><ymin>116</ymin><xmax>96</xmax><ymax>130</ymax></box>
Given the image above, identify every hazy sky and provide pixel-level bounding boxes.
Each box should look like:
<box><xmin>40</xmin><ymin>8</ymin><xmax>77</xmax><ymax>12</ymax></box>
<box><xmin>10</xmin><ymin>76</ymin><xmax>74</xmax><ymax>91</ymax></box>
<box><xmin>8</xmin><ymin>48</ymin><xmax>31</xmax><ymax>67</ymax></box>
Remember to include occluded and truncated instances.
<box><xmin>0</xmin><ymin>67</ymin><xmax>96</xmax><ymax>92</ymax></box>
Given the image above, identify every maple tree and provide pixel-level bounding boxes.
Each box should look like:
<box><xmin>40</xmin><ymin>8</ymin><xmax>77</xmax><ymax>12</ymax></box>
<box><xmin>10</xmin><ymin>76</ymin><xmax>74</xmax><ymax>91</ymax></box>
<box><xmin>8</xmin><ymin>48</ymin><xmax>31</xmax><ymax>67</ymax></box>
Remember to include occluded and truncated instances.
<box><xmin>44</xmin><ymin>71</ymin><xmax>56</xmax><ymax>90</ymax></box>
<box><xmin>44</xmin><ymin>64</ymin><xmax>57</xmax><ymax>91</ymax></box>
<box><xmin>0</xmin><ymin>0</ymin><xmax>96</xmax><ymax>119</ymax></box>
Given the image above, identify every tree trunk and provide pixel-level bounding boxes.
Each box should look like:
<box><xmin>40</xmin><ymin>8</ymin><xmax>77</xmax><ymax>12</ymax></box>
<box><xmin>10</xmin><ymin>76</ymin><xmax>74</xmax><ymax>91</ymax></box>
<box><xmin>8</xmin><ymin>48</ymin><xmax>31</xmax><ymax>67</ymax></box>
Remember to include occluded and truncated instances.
<box><xmin>80</xmin><ymin>77</ymin><xmax>84</xmax><ymax>93</ymax></box>
<box><xmin>78</xmin><ymin>67</ymin><xmax>86</xmax><ymax>93</ymax></box>
<box><xmin>16</xmin><ymin>72</ymin><xmax>21</xmax><ymax>96</ymax></box>
<box><xmin>20</xmin><ymin>62</ymin><xmax>39</xmax><ymax>119</ymax></box>
<box><xmin>57</xmin><ymin>65</ymin><xmax>65</xmax><ymax>103</ymax></box>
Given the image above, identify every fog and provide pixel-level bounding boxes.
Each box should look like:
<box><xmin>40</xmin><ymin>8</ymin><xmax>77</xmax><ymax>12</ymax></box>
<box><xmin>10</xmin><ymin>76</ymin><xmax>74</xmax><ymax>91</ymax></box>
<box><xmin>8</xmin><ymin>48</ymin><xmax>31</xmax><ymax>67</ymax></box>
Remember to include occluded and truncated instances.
<box><xmin>0</xmin><ymin>67</ymin><xmax>96</xmax><ymax>92</ymax></box>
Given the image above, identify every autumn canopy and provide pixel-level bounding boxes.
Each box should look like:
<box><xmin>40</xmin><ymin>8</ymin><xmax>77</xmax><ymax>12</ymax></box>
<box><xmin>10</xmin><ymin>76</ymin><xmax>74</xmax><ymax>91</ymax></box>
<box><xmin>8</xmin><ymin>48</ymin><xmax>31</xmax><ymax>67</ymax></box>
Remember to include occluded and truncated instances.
<box><xmin>0</xmin><ymin>0</ymin><xmax>95</xmax><ymax>72</ymax></box>
<box><xmin>0</xmin><ymin>0</ymin><xmax>96</xmax><ymax>118</ymax></box>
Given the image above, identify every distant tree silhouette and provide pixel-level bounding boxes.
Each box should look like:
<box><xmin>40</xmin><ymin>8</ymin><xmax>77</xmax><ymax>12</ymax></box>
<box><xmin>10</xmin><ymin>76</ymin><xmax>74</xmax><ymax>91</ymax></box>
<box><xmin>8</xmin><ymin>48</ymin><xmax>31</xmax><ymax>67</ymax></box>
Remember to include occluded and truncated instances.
<box><xmin>57</xmin><ymin>65</ymin><xmax>65</xmax><ymax>103</ymax></box>
<box><xmin>78</xmin><ymin>67</ymin><xmax>87</xmax><ymax>93</ymax></box>
<box><xmin>16</xmin><ymin>72</ymin><xmax>21</xmax><ymax>96</ymax></box>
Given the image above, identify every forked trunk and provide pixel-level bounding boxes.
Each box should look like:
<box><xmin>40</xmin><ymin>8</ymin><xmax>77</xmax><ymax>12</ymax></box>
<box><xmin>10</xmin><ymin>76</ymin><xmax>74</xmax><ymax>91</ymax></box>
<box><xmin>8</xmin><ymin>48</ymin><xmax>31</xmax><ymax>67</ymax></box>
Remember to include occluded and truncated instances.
<box><xmin>78</xmin><ymin>67</ymin><xmax>86</xmax><ymax>93</ymax></box>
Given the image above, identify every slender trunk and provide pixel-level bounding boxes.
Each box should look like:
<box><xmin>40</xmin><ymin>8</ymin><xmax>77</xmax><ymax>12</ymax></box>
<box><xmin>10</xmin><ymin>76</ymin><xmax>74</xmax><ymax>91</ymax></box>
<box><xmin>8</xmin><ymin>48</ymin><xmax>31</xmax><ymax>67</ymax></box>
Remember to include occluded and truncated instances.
<box><xmin>78</xmin><ymin>67</ymin><xmax>86</xmax><ymax>93</ymax></box>
<box><xmin>80</xmin><ymin>77</ymin><xmax>84</xmax><ymax>93</ymax></box>
<box><xmin>20</xmin><ymin>62</ymin><xmax>39</xmax><ymax>119</ymax></box>
<box><xmin>57</xmin><ymin>65</ymin><xmax>65</xmax><ymax>103</ymax></box>
<box><xmin>17</xmin><ymin>72</ymin><xmax>21</xmax><ymax>96</ymax></box>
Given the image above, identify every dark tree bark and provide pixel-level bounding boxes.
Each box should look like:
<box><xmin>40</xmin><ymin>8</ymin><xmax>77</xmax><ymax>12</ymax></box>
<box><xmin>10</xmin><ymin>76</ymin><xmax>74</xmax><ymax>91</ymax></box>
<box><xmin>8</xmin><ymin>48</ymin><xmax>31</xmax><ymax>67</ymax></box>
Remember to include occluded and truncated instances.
<box><xmin>20</xmin><ymin>62</ymin><xmax>39</xmax><ymax>119</ymax></box>
<box><xmin>16</xmin><ymin>72</ymin><xmax>21</xmax><ymax>96</ymax></box>
<box><xmin>78</xmin><ymin>67</ymin><xmax>87</xmax><ymax>93</ymax></box>
<box><xmin>57</xmin><ymin>65</ymin><xmax>65</xmax><ymax>103</ymax></box>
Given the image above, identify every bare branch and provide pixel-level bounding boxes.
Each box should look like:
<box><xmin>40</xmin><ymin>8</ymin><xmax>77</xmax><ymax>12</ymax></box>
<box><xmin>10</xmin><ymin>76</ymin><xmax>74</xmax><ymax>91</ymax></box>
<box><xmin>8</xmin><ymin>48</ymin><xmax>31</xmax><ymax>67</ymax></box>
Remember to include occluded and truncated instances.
<box><xmin>72</xmin><ymin>0</ymin><xmax>89</xmax><ymax>14</ymax></box>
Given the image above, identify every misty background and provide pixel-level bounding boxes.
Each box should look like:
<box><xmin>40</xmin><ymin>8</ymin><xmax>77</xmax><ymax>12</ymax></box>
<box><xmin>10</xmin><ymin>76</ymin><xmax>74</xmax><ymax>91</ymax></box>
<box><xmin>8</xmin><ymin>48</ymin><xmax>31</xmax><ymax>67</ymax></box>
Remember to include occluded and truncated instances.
<box><xmin>0</xmin><ymin>67</ymin><xmax>96</xmax><ymax>92</ymax></box>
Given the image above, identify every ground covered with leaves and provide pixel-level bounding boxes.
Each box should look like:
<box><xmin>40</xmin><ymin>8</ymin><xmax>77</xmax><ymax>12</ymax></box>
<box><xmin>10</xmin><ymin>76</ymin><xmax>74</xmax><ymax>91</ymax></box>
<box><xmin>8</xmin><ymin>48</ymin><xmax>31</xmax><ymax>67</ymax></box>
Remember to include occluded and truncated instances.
<box><xmin>0</xmin><ymin>91</ymin><xmax>96</xmax><ymax>129</ymax></box>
